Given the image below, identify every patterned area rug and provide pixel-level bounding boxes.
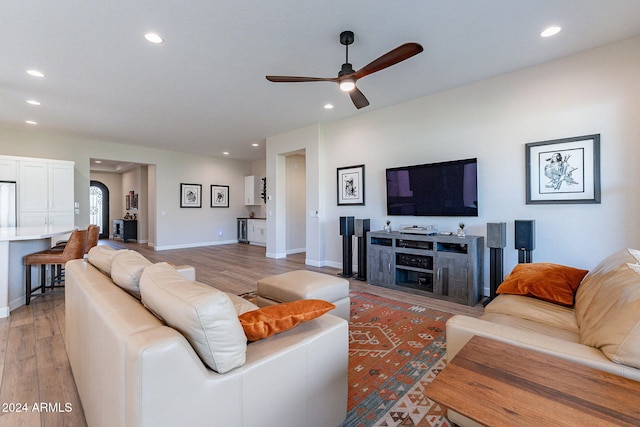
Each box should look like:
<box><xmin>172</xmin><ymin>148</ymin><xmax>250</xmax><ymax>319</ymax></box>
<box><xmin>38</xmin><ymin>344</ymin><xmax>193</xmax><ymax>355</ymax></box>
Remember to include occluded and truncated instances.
<box><xmin>239</xmin><ymin>290</ymin><xmax>452</xmax><ymax>426</ymax></box>
<box><xmin>343</xmin><ymin>291</ymin><xmax>451</xmax><ymax>427</ymax></box>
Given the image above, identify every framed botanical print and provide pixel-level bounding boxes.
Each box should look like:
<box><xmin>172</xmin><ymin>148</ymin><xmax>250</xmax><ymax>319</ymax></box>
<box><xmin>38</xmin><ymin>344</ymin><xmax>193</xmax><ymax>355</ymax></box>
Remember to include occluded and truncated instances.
<box><xmin>337</xmin><ymin>164</ymin><xmax>365</xmax><ymax>206</ymax></box>
<box><xmin>525</xmin><ymin>134</ymin><xmax>601</xmax><ymax>204</ymax></box>
<box><xmin>210</xmin><ymin>185</ymin><xmax>229</xmax><ymax>208</ymax></box>
<box><xmin>180</xmin><ymin>183</ymin><xmax>202</xmax><ymax>208</ymax></box>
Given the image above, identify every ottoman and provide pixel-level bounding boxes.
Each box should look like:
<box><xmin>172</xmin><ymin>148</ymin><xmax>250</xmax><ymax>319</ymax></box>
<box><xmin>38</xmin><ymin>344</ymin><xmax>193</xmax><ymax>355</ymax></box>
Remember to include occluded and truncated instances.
<box><xmin>257</xmin><ymin>270</ymin><xmax>350</xmax><ymax>321</ymax></box>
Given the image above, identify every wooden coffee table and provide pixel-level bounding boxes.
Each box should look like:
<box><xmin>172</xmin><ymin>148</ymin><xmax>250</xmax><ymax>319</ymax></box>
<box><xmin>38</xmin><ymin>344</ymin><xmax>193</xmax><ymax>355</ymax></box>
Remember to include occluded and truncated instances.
<box><xmin>425</xmin><ymin>335</ymin><xmax>640</xmax><ymax>426</ymax></box>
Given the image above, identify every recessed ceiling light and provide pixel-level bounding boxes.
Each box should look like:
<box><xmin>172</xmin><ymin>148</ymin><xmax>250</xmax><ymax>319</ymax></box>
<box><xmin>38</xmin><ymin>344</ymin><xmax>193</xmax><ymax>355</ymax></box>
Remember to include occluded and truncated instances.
<box><xmin>94</xmin><ymin>160</ymin><xmax>102</xmax><ymax>164</ymax></box>
<box><xmin>25</xmin><ymin>120</ymin><xmax>38</xmax><ymax>125</ymax></box>
<box><xmin>145</xmin><ymin>33</ymin><xmax>164</xmax><ymax>44</ymax></box>
<box><xmin>541</xmin><ymin>26</ymin><xmax>562</xmax><ymax>38</ymax></box>
<box><xmin>252</xmin><ymin>143</ymin><xmax>259</xmax><ymax>147</ymax></box>
<box><xmin>222</xmin><ymin>151</ymin><xmax>230</xmax><ymax>155</ymax></box>
<box><xmin>324</xmin><ymin>103</ymin><xmax>334</xmax><ymax>109</ymax></box>
<box><xmin>27</xmin><ymin>99</ymin><xmax>41</xmax><ymax>106</ymax></box>
<box><xmin>27</xmin><ymin>69</ymin><xmax>44</xmax><ymax>78</ymax></box>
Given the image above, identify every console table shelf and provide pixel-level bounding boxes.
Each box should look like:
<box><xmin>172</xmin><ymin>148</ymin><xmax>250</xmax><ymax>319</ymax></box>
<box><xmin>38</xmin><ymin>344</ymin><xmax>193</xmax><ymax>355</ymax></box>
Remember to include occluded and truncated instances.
<box><xmin>367</xmin><ymin>231</ymin><xmax>484</xmax><ymax>306</ymax></box>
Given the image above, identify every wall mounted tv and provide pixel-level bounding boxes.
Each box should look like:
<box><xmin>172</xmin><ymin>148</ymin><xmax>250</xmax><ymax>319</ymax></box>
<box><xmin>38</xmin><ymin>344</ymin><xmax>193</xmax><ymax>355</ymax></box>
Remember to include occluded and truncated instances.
<box><xmin>386</xmin><ymin>158</ymin><xmax>478</xmax><ymax>217</ymax></box>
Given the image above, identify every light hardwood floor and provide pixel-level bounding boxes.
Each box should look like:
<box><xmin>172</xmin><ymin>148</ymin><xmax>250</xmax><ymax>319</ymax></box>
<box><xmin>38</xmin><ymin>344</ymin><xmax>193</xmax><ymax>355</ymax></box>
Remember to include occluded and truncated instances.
<box><xmin>0</xmin><ymin>240</ymin><xmax>484</xmax><ymax>427</ymax></box>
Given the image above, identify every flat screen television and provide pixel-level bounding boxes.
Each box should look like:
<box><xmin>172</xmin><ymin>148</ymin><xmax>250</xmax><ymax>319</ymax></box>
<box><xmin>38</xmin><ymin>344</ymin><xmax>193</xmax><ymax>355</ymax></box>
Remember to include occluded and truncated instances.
<box><xmin>386</xmin><ymin>158</ymin><xmax>478</xmax><ymax>216</ymax></box>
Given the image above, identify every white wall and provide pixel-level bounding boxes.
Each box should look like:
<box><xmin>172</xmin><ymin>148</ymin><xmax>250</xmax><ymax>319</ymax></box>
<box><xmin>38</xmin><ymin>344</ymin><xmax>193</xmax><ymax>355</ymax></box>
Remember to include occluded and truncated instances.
<box><xmin>0</xmin><ymin>130</ymin><xmax>252</xmax><ymax>249</ymax></box>
<box><xmin>266</xmin><ymin>124</ymin><xmax>326</xmax><ymax>264</ymax></box>
<box><xmin>268</xmin><ymin>36</ymin><xmax>640</xmax><ymax>294</ymax></box>
<box><xmin>286</xmin><ymin>154</ymin><xmax>306</xmax><ymax>253</ymax></box>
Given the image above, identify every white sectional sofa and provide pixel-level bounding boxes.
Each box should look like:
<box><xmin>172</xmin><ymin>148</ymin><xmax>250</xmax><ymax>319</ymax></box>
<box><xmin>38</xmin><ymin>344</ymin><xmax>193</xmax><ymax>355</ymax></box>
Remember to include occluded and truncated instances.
<box><xmin>65</xmin><ymin>246</ymin><xmax>348</xmax><ymax>427</ymax></box>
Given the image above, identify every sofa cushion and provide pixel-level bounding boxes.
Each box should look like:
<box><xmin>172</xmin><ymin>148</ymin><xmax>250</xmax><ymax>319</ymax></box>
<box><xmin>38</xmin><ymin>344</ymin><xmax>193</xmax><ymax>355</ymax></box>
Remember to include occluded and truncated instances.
<box><xmin>575</xmin><ymin>248</ymin><xmax>640</xmax><ymax>324</ymax></box>
<box><xmin>496</xmin><ymin>263</ymin><xmax>588</xmax><ymax>307</ymax></box>
<box><xmin>485</xmin><ymin>294</ymin><xmax>579</xmax><ymax>333</ymax></box>
<box><xmin>87</xmin><ymin>245</ymin><xmax>126</xmax><ymax>276</ymax></box>
<box><xmin>577</xmin><ymin>253</ymin><xmax>640</xmax><ymax>369</ymax></box>
<box><xmin>110</xmin><ymin>250</ymin><xmax>152</xmax><ymax>297</ymax></box>
<box><xmin>238</xmin><ymin>299</ymin><xmax>335</xmax><ymax>341</ymax></box>
<box><xmin>140</xmin><ymin>262</ymin><xmax>247</xmax><ymax>373</ymax></box>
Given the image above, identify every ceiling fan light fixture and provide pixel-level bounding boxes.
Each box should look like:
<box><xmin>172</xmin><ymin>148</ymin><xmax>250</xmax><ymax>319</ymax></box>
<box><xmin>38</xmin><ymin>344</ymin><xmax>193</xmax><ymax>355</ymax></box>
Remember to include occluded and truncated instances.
<box><xmin>339</xmin><ymin>79</ymin><xmax>355</xmax><ymax>92</ymax></box>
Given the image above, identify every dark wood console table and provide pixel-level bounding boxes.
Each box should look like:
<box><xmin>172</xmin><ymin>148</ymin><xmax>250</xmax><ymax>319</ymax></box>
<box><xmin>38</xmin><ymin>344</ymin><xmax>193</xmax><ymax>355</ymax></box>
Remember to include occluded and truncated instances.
<box><xmin>425</xmin><ymin>336</ymin><xmax>640</xmax><ymax>426</ymax></box>
<box><xmin>113</xmin><ymin>219</ymin><xmax>137</xmax><ymax>242</ymax></box>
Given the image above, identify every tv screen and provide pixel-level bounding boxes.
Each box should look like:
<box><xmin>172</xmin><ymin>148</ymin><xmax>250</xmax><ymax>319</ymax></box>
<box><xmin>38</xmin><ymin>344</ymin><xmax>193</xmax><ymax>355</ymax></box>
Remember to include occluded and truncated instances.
<box><xmin>386</xmin><ymin>158</ymin><xmax>478</xmax><ymax>216</ymax></box>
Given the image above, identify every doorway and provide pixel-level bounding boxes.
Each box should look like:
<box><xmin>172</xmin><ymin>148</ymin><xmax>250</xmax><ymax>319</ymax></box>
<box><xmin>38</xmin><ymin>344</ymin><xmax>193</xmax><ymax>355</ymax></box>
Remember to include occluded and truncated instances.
<box><xmin>89</xmin><ymin>180</ymin><xmax>110</xmax><ymax>238</ymax></box>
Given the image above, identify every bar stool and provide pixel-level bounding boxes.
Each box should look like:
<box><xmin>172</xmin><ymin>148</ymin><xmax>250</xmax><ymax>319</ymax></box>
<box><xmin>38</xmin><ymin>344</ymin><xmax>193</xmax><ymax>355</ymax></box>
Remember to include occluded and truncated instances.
<box><xmin>24</xmin><ymin>229</ymin><xmax>87</xmax><ymax>305</ymax></box>
<box><xmin>50</xmin><ymin>225</ymin><xmax>99</xmax><ymax>283</ymax></box>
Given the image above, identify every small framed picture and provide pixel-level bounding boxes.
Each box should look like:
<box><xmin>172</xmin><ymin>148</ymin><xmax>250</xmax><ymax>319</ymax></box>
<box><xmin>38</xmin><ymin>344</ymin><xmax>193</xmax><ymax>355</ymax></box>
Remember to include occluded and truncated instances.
<box><xmin>211</xmin><ymin>185</ymin><xmax>229</xmax><ymax>208</ymax></box>
<box><xmin>525</xmin><ymin>134</ymin><xmax>601</xmax><ymax>204</ymax></box>
<box><xmin>125</xmin><ymin>194</ymin><xmax>130</xmax><ymax>210</ymax></box>
<box><xmin>180</xmin><ymin>183</ymin><xmax>202</xmax><ymax>208</ymax></box>
<box><xmin>337</xmin><ymin>164</ymin><xmax>365</xmax><ymax>206</ymax></box>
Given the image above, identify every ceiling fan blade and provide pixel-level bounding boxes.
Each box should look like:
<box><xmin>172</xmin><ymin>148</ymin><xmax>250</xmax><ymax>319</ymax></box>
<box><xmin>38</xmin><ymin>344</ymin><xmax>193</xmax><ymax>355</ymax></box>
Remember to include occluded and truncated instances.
<box><xmin>349</xmin><ymin>86</ymin><xmax>370</xmax><ymax>109</ymax></box>
<box><xmin>354</xmin><ymin>43</ymin><xmax>423</xmax><ymax>79</ymax></box>
<box><xmin>266</xmin><ymin>76</ymin><xmax>337</xmax><ymax>83</ymax></box>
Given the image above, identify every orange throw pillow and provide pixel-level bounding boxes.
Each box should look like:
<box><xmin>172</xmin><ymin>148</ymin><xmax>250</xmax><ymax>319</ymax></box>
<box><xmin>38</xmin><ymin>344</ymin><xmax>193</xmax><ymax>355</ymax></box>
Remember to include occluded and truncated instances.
<box><xmin>496</xmin><ymin>262</ymin><xmax>589</xmax><ymax>307</ymax></box>
<box><xmin>238</xmin><ymin>299</ymin><xmax>335</xmax><ymax>341</ymax></box>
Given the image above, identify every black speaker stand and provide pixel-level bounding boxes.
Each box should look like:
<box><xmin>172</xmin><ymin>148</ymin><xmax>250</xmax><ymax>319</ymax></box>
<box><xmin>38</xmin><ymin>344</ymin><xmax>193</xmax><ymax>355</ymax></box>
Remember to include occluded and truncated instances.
<box><xmin>339</xmin><ymin>235</ymin><xmax>353</xmax><ymax>278</ymax></box>
<box><xmin>518</xmin><ymin>249</ymin><xmax>533</xmax><ymax>263</ymax></box>
<box><xmin>355</xmin><ymin>235</ymin><xmax>367</xmax><ymax>281</ymax></box>
<box><xmin>483</xmin><ymin>248</ymin><xmax>504</xmax><ymax>307</ymax></box>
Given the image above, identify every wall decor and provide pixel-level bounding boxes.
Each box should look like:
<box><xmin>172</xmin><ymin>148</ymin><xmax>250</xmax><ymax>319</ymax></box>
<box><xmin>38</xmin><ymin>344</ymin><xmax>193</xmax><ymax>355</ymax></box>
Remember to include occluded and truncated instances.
<box><xmin>337</xmin><ymin>164</ymin><xmax>365</xmax><ymax>206</ymax></box>
<box><xmin>125</xmin><ymin>194</ymin><xmax>130</xmax><ymax>210</ymax></box>
<box><xmin>180</xmin><ymin>183</ymin><xmax>202</xmax><ymax>208</ymax></box>
<box><xmin>132</xmin><ymin>193</ymin><xmax>138</xmax><ymax>209</ymax></box>
<box><xmin>526</xmin><ymin>134</ymin><xmax>600</xmax><ymax>204</ymax></box>
<box><xmin>210</xmin><ymin>185</ymin><xmax>229</xmax><ymax>208</ymax></box>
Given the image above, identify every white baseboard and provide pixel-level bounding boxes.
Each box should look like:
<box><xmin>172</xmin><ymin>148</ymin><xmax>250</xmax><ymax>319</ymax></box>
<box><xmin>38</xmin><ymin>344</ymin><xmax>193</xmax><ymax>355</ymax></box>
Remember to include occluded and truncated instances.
<box><xmin>154</xmin><ymin>239</ymin><xmax>238</xmax><ymax>251</ymax></box>
<box><xmin>266</xmin><ymin>251</ymin><xmax>287</xmax><ymax>259</ymax></box>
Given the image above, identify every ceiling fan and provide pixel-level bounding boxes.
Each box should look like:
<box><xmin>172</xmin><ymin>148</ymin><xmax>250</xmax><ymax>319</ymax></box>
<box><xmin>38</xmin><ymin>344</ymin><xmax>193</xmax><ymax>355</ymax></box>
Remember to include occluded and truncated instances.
<box><xmin>266</xmin><ymin>31</ymin><xmax>423</xmax><ymax>109</ymax></box>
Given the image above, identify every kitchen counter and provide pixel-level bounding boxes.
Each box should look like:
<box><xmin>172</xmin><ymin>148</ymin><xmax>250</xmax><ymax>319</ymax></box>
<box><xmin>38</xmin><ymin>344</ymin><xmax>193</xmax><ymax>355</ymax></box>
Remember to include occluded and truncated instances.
<box><xmin>0</xmin><ymin>225</ymin><xmax>77</xmax><ymax>317</ymax></box>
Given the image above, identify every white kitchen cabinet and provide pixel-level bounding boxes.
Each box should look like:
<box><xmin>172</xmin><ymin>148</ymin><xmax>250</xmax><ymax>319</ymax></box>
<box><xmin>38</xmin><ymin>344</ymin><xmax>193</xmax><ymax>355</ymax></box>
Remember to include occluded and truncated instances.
<box><xmin>18</xmin><ymin>159</ymin><xmax>74</xmax><ymax>226</ymax></box>
<box><xmin>247</xmin><ymin>219</ymin><xmax>266</xmax><ymax>245</ymax></box>
<box><xmin>244</xmin><ymin>175</ymin><xmax>263</xmax><ymax>205</ymax></box>
<box><xmin>0</xmin><ymin>158</ymin><xmax>17</xmax><ymax>181</ymax></box>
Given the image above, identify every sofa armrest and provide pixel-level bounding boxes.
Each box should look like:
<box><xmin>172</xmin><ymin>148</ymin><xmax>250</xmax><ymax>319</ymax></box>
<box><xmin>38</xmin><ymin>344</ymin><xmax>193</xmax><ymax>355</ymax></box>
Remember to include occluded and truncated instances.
<box><xmin>128</xmin><ymin>314</ymin><xmax>348</xmax><ymax>427</ymax></box>
<box><xmin>446</xmin><ymin>315</ymin><xmax>640</xmax><ymax>381</ymax></box>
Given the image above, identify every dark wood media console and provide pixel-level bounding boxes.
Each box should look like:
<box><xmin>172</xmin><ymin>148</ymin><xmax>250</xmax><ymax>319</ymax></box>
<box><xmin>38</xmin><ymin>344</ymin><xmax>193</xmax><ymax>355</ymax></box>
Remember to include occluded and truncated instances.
<box><xmin>367</xmin><ymin>231</ymin><xmax>484</xmax><ymax>306</ymax></box>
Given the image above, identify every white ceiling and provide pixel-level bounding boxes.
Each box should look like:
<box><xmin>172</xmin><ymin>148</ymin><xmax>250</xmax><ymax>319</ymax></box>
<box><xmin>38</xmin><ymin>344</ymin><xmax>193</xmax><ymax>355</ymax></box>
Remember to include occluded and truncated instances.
<box><xmin>2</xmin><ymin>1</ymin><xmax>640</xmax><ymax>162</ymax></box>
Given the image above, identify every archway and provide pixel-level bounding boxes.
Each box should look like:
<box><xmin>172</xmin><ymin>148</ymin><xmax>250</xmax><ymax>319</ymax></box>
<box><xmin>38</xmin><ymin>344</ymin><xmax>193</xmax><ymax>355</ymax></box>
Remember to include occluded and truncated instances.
<box><xmin>90</xmin><ymin>180</ymin><xmax>110</xmax><ymax>238</ymax></box>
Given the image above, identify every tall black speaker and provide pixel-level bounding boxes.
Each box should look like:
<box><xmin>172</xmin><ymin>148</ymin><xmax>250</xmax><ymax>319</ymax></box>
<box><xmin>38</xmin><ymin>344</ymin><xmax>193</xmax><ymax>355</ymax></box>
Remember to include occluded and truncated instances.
<box><xmin>340</xmin><ymin>216</ymin><xmax>355</xmax><ymax>237</ymax></box>
<box><xmin>484</xmin><ymin>222</ymin><xmax>506</xmax><ymax>306</ymax></box>
<box><xmin>515</xmin><ymin>220</ymin><xmax>535</xmax><ymax>263</ymax></box>
<box><xmin>354</xmin><ymin>219</ymin><xmax>370</xmax><ymax>281</ymax></box>
<box><xmin>339</xmin><ymin>216</ymin><xmax>354</xmax><ymax>277</ymax></box>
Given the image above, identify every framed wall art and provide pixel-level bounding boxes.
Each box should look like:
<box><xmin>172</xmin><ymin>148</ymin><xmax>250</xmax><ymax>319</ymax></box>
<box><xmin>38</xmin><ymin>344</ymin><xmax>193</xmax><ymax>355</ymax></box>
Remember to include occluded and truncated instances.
<box><xmin>180</xmin><ymin>183</ymin><xmax>202</xmax><ymax>208</ymax></box>
<box><xmin>210</xmin><ymin>185</ymin><xmax>229</xmax><ymax>208</ymax></box>
<box><xmin>337</xmin><ymin>164</ymin><xmax>365</xmax><ymax>206</ymax></box>
<box><xmin>525</xmin><ymin>134</ymin><xmax>600</xmax><ymax>204</ymax></box>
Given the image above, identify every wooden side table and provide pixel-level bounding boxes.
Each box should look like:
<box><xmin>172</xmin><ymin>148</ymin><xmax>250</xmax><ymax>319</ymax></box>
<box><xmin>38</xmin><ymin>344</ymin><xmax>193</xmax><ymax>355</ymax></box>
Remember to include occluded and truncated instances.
<box><xmin>425</xmin><ymin>335</ymin><xmax>640</xmax><ymax>426</ymax></box>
